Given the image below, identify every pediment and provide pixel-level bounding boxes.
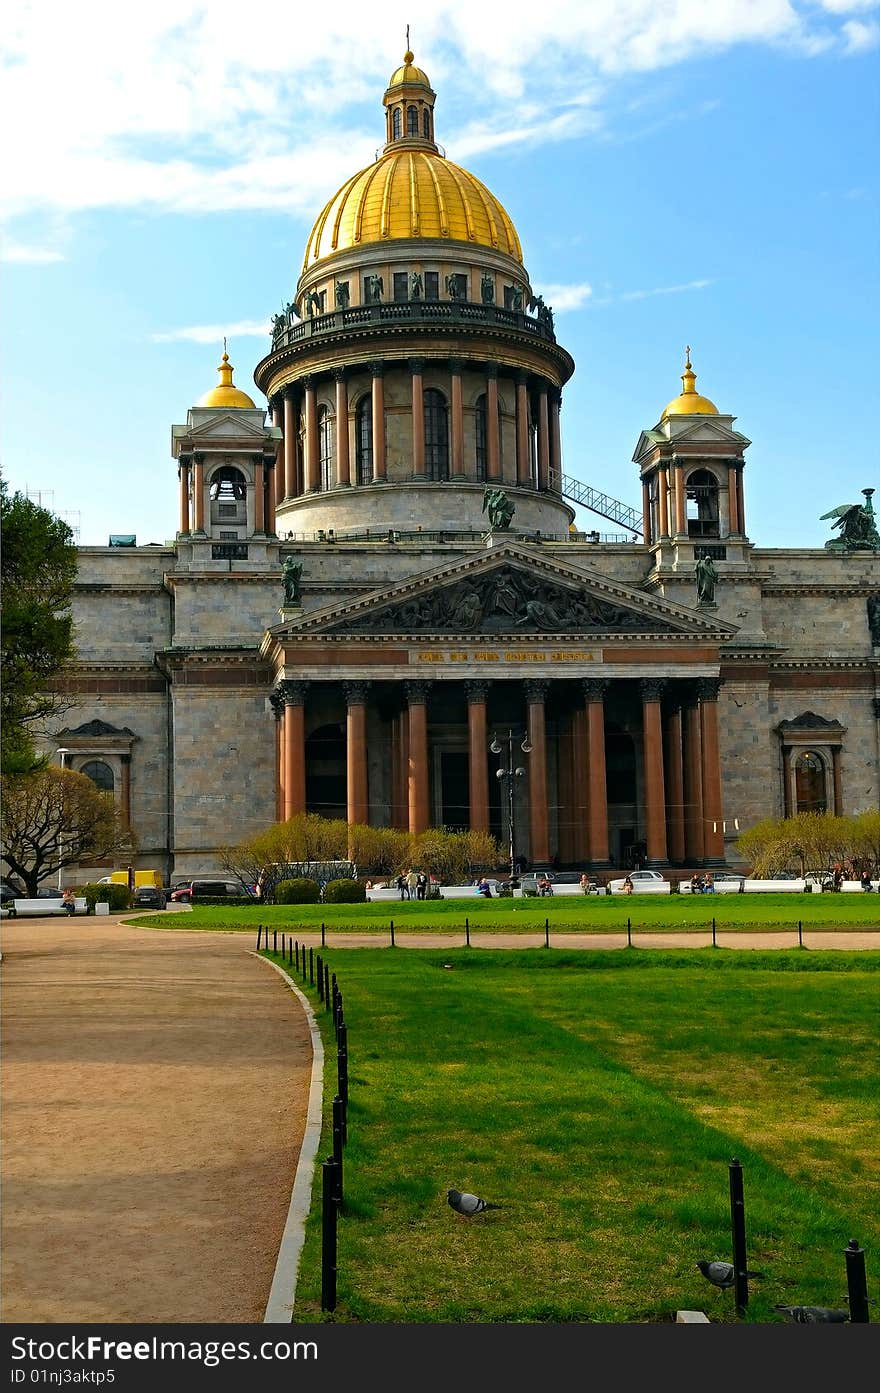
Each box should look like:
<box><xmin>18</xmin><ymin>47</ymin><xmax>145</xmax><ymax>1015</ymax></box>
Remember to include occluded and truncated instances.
<box><xmin>669</xmin><ymin>419</ymin><xmax>750</xmax><ymax>446</ymax></box>
<box><xmin>272</xmin><ymin>542</ymin><xmax>737</xmax><ymax>640</ymax></box>
<box><xmin>187</xmin><ymin>413</ymin><xmax>269</xmax><ymax>442</ymax></box>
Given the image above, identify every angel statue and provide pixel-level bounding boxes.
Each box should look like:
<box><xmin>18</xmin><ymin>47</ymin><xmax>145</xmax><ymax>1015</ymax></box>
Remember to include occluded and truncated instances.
<box><xmin>820</xmin><ymin>489</ymin><xmax>880</xmax><ymax>552</ymax></box>
<box><xmin>282</xmin><ymin>557</ymin><xmax>303</xmax><ymax>606</ymax></box>
<box><xmin>482</xmin><ymin>486</ymin><xmax>515</xmax><ymax>531</ymax></box>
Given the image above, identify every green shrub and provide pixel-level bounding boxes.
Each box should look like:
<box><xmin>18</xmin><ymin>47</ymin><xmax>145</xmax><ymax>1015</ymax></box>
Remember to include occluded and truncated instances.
<box><xmin>276</xmin><ymin>877</ymin><xmax>321</xmax><ymax>904</ymax></box>
<box><xmin>323</xmin><ymin>878</ymin><xmax>366</xmax><ymax>904</ymax></box>
<box><xmin>81</xmin><ymin>882</ymin><xmax>132</xmax><ymax>911</ymax></box>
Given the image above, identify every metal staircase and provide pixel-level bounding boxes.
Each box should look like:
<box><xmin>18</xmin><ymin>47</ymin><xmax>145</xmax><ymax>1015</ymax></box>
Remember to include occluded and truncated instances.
<box><xmin>549</xmin><ymin>468</ymin><xmax>642</xmax><ymax>537</ymax></box>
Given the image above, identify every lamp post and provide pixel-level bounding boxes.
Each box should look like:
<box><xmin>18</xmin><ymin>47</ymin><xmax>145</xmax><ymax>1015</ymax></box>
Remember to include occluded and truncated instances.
<box><xmin>56</xmin><ymin>748</ymin><xmax>70</xmax><ymax>891</ymax></box>
<box><xmin>489</xmin><ymin>728</ymin><xmax>532</xmax><ymax>880</ymax></box>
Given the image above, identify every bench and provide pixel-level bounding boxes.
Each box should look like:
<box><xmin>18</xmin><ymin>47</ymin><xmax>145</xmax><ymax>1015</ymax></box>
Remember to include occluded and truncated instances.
<box><xmin>8</xmin><ymin>897</ymin><xmax>89</xmax><ymax>917</ymax></box>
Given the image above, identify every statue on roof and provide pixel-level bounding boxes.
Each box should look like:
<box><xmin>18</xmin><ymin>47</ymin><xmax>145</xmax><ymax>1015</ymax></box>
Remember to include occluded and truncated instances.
<box><xmin>480</xmin><ymin>272</ymin><xmax>495</xmax><ymax>305</ymax></box>
<box><xmin>694</xmin><ymin>554</ymin><xmax>718</xmax><ymax>606</ymax></box>
<box><xmin>820</xmin><ymin>490</ymin><xmax>880</xmax><ymax>552</ymax></box>
<box><xmin>282</xmin><ymin>557</ymin><xmax>303</xmax><ymax>607</ymax></box>
<box><xmin>482</xmin><ymin>486</ymin><xmax>515</xmax><ymax>532</ymax></box>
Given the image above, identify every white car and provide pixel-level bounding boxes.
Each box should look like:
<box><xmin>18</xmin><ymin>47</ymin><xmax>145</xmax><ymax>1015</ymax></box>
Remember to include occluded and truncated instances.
<box><xmin>608</xmin><ymin>870</ymin><xmax>671</xmax><ymax>894</ymax></box>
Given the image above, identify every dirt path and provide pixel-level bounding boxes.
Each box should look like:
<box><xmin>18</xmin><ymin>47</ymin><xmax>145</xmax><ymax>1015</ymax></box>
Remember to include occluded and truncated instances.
<box><xmin>0</xmin><ymin>916</ymin><xmax>312</xmax><ymax>1324</ymax></box>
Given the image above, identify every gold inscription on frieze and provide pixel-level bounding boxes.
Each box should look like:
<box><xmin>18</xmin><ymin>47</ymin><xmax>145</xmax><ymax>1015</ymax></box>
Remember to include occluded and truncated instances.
<box><xmin>417</xmin><ymin>650</ymin><xmax>594</xmax><ymax>663</ymax></box>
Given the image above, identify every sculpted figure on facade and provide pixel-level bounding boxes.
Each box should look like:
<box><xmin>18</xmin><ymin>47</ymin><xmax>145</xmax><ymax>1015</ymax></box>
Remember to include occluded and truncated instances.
<box><xmin>366</xmin><ymin>274</ymin><xmax>384</xmax><ymax>303</ymax></box>
<box><xmin>410</xmin><ymin>272</ymin><xmax>423</xmax><ymax>299</ymax></box>
<box><xmin>480</xmin><ymin>272</ymin><xmax>495</xmax><ymax>305</ymax></box>
<box><xmin>282</xmin><ymin>557</ymin><xmax>303</xmax><ymax>606</ymax></box>
<box><xmin>820</xmin><ymin>490</ymin><xmax>880</xmax><ymax>552</ymax></box>
<box><xmin>334</xmin><ymin>280</ymin><xmax>350</xmax><ymax>308</ymax></box>
<box><xmin>694</xmin><ymin>554</ymin><xmax>718</xmax><ymax>605</ymax></box>
<box><xmin>482</xmin><ymin>486</ymin><xmax>515</xmax><ymax>531</ymax></box>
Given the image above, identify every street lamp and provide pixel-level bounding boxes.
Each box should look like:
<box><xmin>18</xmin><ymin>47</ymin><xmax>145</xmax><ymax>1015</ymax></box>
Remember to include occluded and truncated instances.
<box><xmin>56</xmin><ymin>748</ymin><xmax>70</xmax><ymax>891</ymax></box>
<box><xmin>489</xmin><ymin>728</ymin><xmax>532</xmax><ymax>881</ymax></box>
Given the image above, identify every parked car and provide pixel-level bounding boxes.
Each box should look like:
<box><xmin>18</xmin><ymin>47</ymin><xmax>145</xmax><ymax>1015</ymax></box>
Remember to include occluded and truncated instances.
<box><xmin>1</xmin><ymin>881</ymin><xmax>18</xmax><ymax>908</ymax></box>
<box><xmin>608</xmin><ymin>870</ymin><xmax>670</xmax><ymax>894</ymax></box>
<box><xmin>519</xmin><ymin>871</ymin><xmax>557</xmax><ymax>896</ymax></box>
<box><xmin>170</xmin><ymin>879</ymin><xmax>253</xmax><ymax>903</ymax></box>
<box><xmin>132</xmin><ymin>885</ymin><xmax>167</xmax><ymax>910</ymax></box>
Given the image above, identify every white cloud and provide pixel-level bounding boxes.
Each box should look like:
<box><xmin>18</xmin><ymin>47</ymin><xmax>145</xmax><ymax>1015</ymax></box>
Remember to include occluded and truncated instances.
<box><xmin>621</xmin><ymin>278</ymin><xmax>714</xmax><ymax>302</ymax></box>
<box><xmin>1</xmin><ymin>242</ymin><xmax>65</xmax><ymax>263</ymax></box>
<box><xmin>151</xmin><ymin>320</ymin><xmax>270</xmax><ymax>344</ymax></box>
<box><xmin>533</xmin><ymin>282</ymin><xmax>593</xmax><ymax>311</ymax></box>
<box><xmin>1</xmin><ymin>2</ymin><xmax>874</xmax><ymax>223</ymax></box>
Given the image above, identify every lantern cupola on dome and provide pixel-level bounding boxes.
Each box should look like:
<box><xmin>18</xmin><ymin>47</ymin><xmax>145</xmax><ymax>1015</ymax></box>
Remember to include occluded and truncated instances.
<box><xmin>661</xmin><ymin>348</ymin><xmax>719</xmax><ymax>419</ymax></box>
<box><xmin>197</xmin><ymin>352</ymin><xmax>256</xmax><ymax>410</ymax></box>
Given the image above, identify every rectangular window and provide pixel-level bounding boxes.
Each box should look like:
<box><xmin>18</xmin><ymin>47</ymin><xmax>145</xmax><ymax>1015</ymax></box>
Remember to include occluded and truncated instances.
<box><xmin>424</xmin><ymin>271</ymin><xmax>439</xmax><ymax>300</ymax></box>
<box><xmin>218</xmin><ymin>503</ymin><xmax>238</xmax><ymax>519</ymax></box>
<box><xmin>393</xmin><ymin>272</ymin><xmax>408</xmax><ymax>302</ymax></box>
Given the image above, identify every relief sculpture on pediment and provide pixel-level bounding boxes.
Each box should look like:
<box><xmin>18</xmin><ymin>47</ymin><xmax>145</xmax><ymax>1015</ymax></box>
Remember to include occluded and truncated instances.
<box><xmin>339</xmin><ymin>567</ymin><xmax>668</xmax><ymax>634</ymax></box>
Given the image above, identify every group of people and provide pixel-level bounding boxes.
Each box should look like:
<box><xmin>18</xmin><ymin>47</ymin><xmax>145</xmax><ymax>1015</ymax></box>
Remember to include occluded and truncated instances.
<box><xmin>396</xmin><ymin>870</ymin><xmax>429</xmax><ymax>900</ymax></box>
<box><xmin>689</xmin><ymin>873</ymin><xmax>715</xmax><ymax>894</ymax></box>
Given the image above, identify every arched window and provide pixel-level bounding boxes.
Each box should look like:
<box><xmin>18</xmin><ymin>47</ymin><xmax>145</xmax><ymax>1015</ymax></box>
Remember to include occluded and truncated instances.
<box><xmin>795</xmin><ymin>751</ymin><xmax>827</xmax><ymax>814</ymax></box>
<box><xmin>422</xmin><ymin>109</ymin><xmax>431</xmax><ymax>140</ymax></box>
<box><xmin>686</xmin><ymin>468</ymin><xmax>720</xmax><ymax>538</ymax></box>
<box><xmin>208</xmin><ymin>466</ymin><xmax>246</xmax><ymax>502</ymax></box>
<box><xmin>407</xmin><ymin>105</ymin><xmax>419</xmax><ymax>136</ymax></box>
<box><xmin>80</xmin><ymin>760</ymin><xmax>115</xmax><ymax>792</ymax></box>
<box><xmin>392</xmin><ymin>107</ymin><xmax>402</xmax><ymax>139</ymax></box>
<box><xmin>318</xmin><ymin>405</ymin><xmax>333</xmax><ymax>491</ymax></box>
<box><xmin>424</xmin><ymin>389</ymin><xmax>449</xmax><ymax>481</ymax></box>
<box><xmin>356</xmin><ymin>395</ymin><xmax>373</xmax><ymax>486</ymax></box>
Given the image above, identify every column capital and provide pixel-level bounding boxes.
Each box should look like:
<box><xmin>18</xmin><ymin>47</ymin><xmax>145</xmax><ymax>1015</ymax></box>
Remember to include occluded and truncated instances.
<box><xmin>403</xmin><ymin>680</ymin><xmax>432</xmax><ymax>705</ymax></box>
<box><xmin>301</xmin><ymin>375</ymin><xmax>316</xmax><ymax>393</ymax></box>
<box><xmin>640</xmin><ymin>677</ymin><xmax>667</xmax><ymax>703</ymax></box>
<box><xmin>280</xmin><ymin>679</ymin><xmax>309</xmax><ymax>706</ymax></box>
<box><xmin>408</xmin><ymin>357</ymin><xmax>426</xmax><ymax>375</ymax></box>
<box><xmin>448</xmin><ymin>357</ymin><xmax>464</xmax><ymax>374</ymax></box>
<box><xmin>581</xmin><ymin>678</ymin><xmax>609</xmax><ymax>702</ymax></box>
<box><xmin>343</xmin><ymin>680</ymin><xmax>371</xmax><ymax>706</ymax></box>
<box><xmin>369</xmin><ymin>359</ymin><xmax>385</xmax><ymax>378</ymax></box>
<box><xmin>549</xmin><ymin>386</ymin><xmax>562</xmax><ymax>405</ymax></box>
<box><xmin>193</xmin><ymin>452</ymin><xmax>205</xmax><ymax>466</ymax></box>
<box><xmin>269</xmin><ymin>690</ymin><xmax>285</xmax><ymax>718</ymax></box>
<box><xmin>695</xmin><ymin>676</ymin><xmax>722</xmax><ymax>703</ymax></box>
<box><xmin>484</xmin><ymin>362</ymin><xmax>499</xmax><ymax>380</ymax></box>
<box><xmin>331</xmin><ymin>366</ymin><xmax>348</xmax><ymax>383</ymax></box>
<box><xmin>515</xmin><ymin>369</ymin><xmax>529</xmax><ymax>386</ymax></box>
<box><xmin>282</xmin><ymin>384</ymin><xmax>298</xmax><ymax>402</ymax></box>
<box><xmin>524</xmin><ymin>679</ymin><xmax>550</xmax><ymax>703</ymax></box>
<box><xmin>464</xmin><ymin>680</ymin><xmax>491</xmax><ymax>703</ymax></box>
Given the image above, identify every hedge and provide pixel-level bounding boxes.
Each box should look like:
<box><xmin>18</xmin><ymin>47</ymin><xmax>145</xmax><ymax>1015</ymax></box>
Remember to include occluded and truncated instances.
<box><xmin>80</xmin><ymin>882</ymin><xmax>132</xmax><ymax>911</ymax></box>
<box><xmin>276</xmin><ymin>877</ymin><xmax>321</xmax><ymax>904</ymax></box>
<box><xmin>323</xmin><ymin>878</ymin><xmax>367</xmax><ymax>904</ymax></box>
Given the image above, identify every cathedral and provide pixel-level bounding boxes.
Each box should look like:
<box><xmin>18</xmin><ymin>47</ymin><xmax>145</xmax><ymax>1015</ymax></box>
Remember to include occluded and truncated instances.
<box><xmin>51</xmin><ymin>50</ymin><xmax>880</xmax><ymax>883</ymax></box>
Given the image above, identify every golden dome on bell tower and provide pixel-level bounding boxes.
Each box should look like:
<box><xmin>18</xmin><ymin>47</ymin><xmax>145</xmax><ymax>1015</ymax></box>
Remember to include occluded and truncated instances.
<box><xmin>661</xmin><ymin>348</ymin><xmax>719</xmax><ymax>418</ymax></box>
<box><xmin>197</xmin><ymin>351</ymin><xmax>256</xmax><ymax>409</ymax></box>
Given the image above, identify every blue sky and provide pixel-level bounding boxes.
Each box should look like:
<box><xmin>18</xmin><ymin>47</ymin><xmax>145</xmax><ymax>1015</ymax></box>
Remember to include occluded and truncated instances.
<box><xmin>2</xmin><ymin>1</ymin><xmax>878</xmax><ymax>547</ymax></box>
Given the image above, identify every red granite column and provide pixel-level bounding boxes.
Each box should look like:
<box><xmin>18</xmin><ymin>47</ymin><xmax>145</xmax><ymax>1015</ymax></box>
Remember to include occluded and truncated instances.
<box><xmin>683</xmin><ymin>693</ymin><xmax>704</xmax><ymax>861</ymax></box>
<box><xmin>283</xmin><ymin>391</ymin><xmax>297</xmax><ymax>499</ymax></box>
<box><xmin>405</xmin><ymin>681</ymin><xmax>431</xmax><ymax>835</ymax></box>
<box><xmin>572</xmin><ymin>707</ymin><xmax>588</xmax><ymax>863</ymax></box>
<box><xmin>727</xmin><ymin>460</ymin><xmax>740</xmax><ymax>534</ymax></box>
<box><xmin>658</xmin><ymin>464</ymin><xmax>669</xmax><ymax>538</ymax></box>
<box><xmin>673</xmin><ymin>457</ymin><xmax>686</xmax><ymax>536</ymax></box>
<box><xmin>264</xmin><ymin>457</ymin><xmax>276</xmax><ymax>535</ymax></box>
<box><xmin>272</xmin><ymin>691</ymin><xmax>284</xmax><ymax>822</ymax></box>
<box><xmin>641</xmin><ymin>679</ymin><xmax>668</xmax><ymax>864</ymax></box>
<box><xmin>525</xmin><ymin>680</ymin><xmax>550</xmax><ymax>865</ymax></box>
<box><xmin>410</xmin><ymin>360</ymin><xmax>426</xmax><ymax>477</ymax></box>
<box><xmin>192</xmin><ymin>455</ymin><xmax>205</xmax><ymax>532</ymax></box>
<box><xmin>515</xmin><ymin>372</ymin><xmax>530</xmax><ymax>485</ymax></box>
<box><xmin>398</xmin><ymin>709</ymin><xmax>410</xmax><ymax>831</ymax></box>
<box><xmin>582</xmin><ymin>679</ymin><xmax>609</xmax><ymax>865</ymax></box>
<box><xmin>549</xmin><ymin>390</ymin><xmax>562</xmax><ymax>483</ymax></box>
<box><xmin>698</xmin><ymin>678</ymin><xmax>724</xmax><ymax>861</ymax></box>
<box><xmin>736</xmin><ymin>464</ymin><xmax>746</xmax><ymax>537</ymax></box>
<box><xmin>642</xmin><ymin>479</ymin><xmax>651</xmax><ymax>544</ymax></box>
<box><xmin>664</xmin><ymin>699</ymin><xmax>686</xmax><ymax>864</ymax></box>
<box><xmin>272</xmin><ymin>400</ymin><xmax>284</xmax><ymax>508</ymax></box>
<box><xmin>282</xmin><ymin>681</ymin><xmax>308</xmax><ymax>820</ymax></box>
<box><xmin>537</xmin><ymin>386</ymin><xmax>550</xmax><ymax>491</ymax></box>
<box><xmin>371</xmin><ymin>362</ymin><xmax>386</xmax><ymax>481</ymax></box>
<box><xmin>178</xmin><ymin>458</ymin><xmax>191</xmax><ymax>535</ymax></box>
<box><xmin>334</xmin><ymin>370</ymin><xmax>350</xmax><ymax>487</ymax></box>
<box><xmin>253</xmin><ymin>454</ymin><xmax>265</xmax><ymax>534</ymax></box>
<box><xmin>303</xmin><ymin>378</ymin><xmax>319</xmax><ymax>493</ymax></box>
<box><xmin>465</xmin><ymin>681</ymin><xmax>490</xmax><ymax>835</ymax></box>
<box><xmin>450</xmin><ymin>359</ymin><xmax>465</xmax><ymax>477</ymax></box>
<box><xmin>556</xmin><ymin>711</ymin><xmax>574</xmax><ymax>864</ymax></box>
<box><xmin>344</xmin><ymin>682</ymin><xmax>370</xmax><ymax>838</ymax></box>
<box><xmin>486</xmin><ymin>368</ymin><xmax>501</xmax><ymax>481</ymax></box>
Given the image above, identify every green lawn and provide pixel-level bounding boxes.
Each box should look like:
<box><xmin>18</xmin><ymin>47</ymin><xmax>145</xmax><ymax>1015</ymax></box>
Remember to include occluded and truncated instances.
<box><xmin>268</xmin><ymin>948</ymin><xmax>880</xmax><ymax>1324</ymax></box>
<box><xmin>139</xmin><ymin>892</ymin><xmax>880</xmax><ymax>934</ymax></box>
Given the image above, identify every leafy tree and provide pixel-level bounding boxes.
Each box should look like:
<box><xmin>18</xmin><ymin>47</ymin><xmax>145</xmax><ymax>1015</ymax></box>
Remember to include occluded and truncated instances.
<box><xmin>1</xmin><ymin>766</ymin><xmax>135</xmax><ymax>895</ymax></box>
<box><xmin>1</xmin><ymin>477</ymin><xmax>77</xmax><ymax>773</ymax></box>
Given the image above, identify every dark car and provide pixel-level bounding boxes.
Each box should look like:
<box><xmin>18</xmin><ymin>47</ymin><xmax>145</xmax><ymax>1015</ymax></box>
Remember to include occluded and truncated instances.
<box><xmin>1</xmin><ymin>882</ymin><xmax>18</xmax><ymax>909</ymax></box>
<box><xmin>170</xmin><ymin>880</ymin><xmax>252</xmax><ymax>903</ymax></box>
<box><xmin>132</xmin><ymin>885</ymin><xmax>167</xmax><ymax>910</ymax></box>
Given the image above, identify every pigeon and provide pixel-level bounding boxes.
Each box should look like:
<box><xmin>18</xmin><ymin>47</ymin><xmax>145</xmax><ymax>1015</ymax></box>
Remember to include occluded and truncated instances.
<box><xmin>696</xmin><ymin>1260</ymin><xmax>764</xmax><ymax>1289</ymax></box>
<box><xmin>447</xmin><ymin>1188</ymin><xmax>501</xmax><ymax>1216</ymax></box>
<box><xmin>774</xmin><ymin>1305</ymin><xmax>849</xmax><ymax>1324</ymax></box>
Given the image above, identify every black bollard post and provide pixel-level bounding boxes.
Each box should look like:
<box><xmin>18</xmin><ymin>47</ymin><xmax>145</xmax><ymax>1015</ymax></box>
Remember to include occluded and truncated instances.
<box><xmin>390</xmin><ymin>919</ymin><xmax>395</xmax><ymax>947</ymax></box>
<box><xmin>281</xmin><ymin>932</ymin><xmax>286</xmax><ymax>960</ymax></box>
<box><xmin>798</xmin><ymin>920</ymin><xmax>803</xmax><ymax>949</ymax></box>
<box><xmin>337</xmin><ymin>1022</ymin><xmax>349</xmax><ymax>1106</ymax></box>
<box><xmin>334</xmin><ymin>994</ymin><xmax>343</xmax><ymax>1040</ymax></box>
<box><xmin>466</xmin><ymin>916</ymin><xmax>470</xmax><ymax>947</ymax></box>
<box><xmin>545</xmin><ymin>917</ymin><xmax>550</xmax><ymax>948</ymax></box>
<box><xmin>712</xmin><ymin>917</ymin><xmax>717</xmax><ymax>948</ymax></box>
<box><xmin>332</xmin><ymin>1095</ymin><xmax>345</xmax><ymax>1203</ymax></box>
<box><xmin>626</xmin><ymin>916</ymin><xmax>632</xmax><ymax>948</ymax></box>
<box><xmin>256</xmin><ymin>925</ymin><xmax>262</xmax><ymax>951</ymax></box>
<box><xmin>309</xmin><ymin>946</ymin><xmax>314</xmax><ymax>986</ymax></box>
<box><xmin>729</xmin><ymin>1157</ymin><xmax>749</xmax><ymax>1314</ymax></box>
<box><xmin>321</xmin><ymin>1157</ymin><xmax>339</xmax><ymax>1312</ymax></box>
<box><xmin>316</xmin><ymin>954</ymin><xmax>323</xmax><ymax>1000</ymax></box>
<box><xmin>844</xmin><ymin>1239</ymin><xmax>870</xmax><ymax>1323</ymax></box>
<box><xmin>288</xmin><ymin>936</ymin><xmax>293</xmax><ymax>968</ymax></box>
<box><xmin>324</xmin><ymin>962</ymin><xmax>330</xmax><ymax>1007</ymax></box>
<box><xmin>295</xmin><ymin>941</ymin><xmax>299</xmax><ymax>972</ymax></box>
<box><xmin>273</xmin><ymin>928</ymin><xmax>277</xmax><ymax>954</ymax></box>
<box><xmin>321</xmin><ymin>921</ymin><xmax>326</xmax><ymax>948</ymax></box>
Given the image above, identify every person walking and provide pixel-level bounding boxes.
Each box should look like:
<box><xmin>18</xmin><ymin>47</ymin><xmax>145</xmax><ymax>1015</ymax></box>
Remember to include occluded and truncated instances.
<box><xmin>406</xmin><ymin>868</ymin><xmax>419</xmax><ymax>901</ymax></box>
<box><xmin>396</xmin><ymin>874</ymin><xmax>408</xmax><ymax>901</ymax></box>
<box><xmin>417</xmin><ymin>872</ymin><xmax>428</xmax><ymax>900</ymax></box>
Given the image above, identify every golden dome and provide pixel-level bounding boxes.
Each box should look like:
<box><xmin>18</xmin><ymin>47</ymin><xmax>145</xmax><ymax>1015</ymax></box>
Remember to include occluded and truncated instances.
<box><xmin>197</xmin><ymin>352</ymin><xmax>256</xmax><ymax>409</ymax></box>
<box><xmin>387</xmin><ymin>49</ymin><xmax>432</xmax><ymax>89</ymax></box>
<box><xmin>662</xmin><ymin>349</ymin><xmax>718</xmax><ymax>418</ymax></box>
<box><xmin>302</xmin><ymin>150</ymin><xmax>523</xmax><ymax>270</ymax></box>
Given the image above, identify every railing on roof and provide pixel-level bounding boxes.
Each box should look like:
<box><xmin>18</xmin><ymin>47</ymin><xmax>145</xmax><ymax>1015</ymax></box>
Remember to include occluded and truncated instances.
<box><xmin>277</xmin><ymin>527</ymin><xmax>637</xmax><ymax>546</ymax></box>
<box><xmin>270</xmin><ymin>299</ymin><xmax>557</xmax><ymax>351</ymax></box>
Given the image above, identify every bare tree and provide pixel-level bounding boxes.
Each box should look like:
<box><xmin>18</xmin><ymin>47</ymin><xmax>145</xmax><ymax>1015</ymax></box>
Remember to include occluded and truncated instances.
<box><xmin>1</xmin><ymin>766</ymin><xmax>135</xmax><ymax>894</ymax></box>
